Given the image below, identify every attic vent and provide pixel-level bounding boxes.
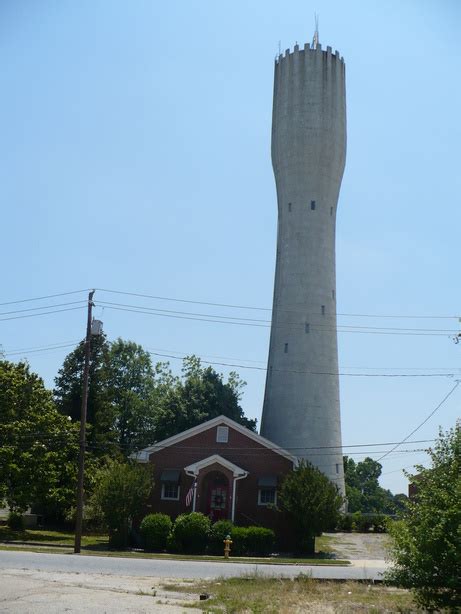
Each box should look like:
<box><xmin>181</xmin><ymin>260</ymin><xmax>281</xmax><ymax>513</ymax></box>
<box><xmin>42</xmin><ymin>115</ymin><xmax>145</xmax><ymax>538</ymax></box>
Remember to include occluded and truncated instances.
<box><xmin>216</xmin><ymin>426</ymin><xmax>229</xmax><ymax>443</ymax></box>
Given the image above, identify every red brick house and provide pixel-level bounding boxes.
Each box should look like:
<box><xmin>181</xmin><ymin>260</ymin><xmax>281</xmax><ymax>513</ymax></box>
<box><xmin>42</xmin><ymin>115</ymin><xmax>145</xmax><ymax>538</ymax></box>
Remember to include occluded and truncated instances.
<box><xmin>134</xmin><ymin>415</ymin><xmax>297</xmax><ymax>539</ymax></box>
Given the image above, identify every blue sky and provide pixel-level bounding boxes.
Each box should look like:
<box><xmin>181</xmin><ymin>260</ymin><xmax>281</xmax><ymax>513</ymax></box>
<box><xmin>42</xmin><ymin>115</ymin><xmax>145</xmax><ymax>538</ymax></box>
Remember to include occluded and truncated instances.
<box><xmin>1</xmin><ymin>0</ymin><xmax>460</xmax><ymax>494</ymax></box>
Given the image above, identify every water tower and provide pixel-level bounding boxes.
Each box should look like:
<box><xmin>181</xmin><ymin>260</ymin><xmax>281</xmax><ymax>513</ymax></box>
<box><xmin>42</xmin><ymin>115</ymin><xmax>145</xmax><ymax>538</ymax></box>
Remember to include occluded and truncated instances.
<box><xmin>260</xmin><ymin>32</ymin><xmax>346</xmax><ymax>495</ymax></box>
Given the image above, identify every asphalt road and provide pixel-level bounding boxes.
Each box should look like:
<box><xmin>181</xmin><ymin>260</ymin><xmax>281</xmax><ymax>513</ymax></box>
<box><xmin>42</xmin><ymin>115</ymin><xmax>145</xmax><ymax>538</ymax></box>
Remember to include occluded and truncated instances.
<box><xmin>0</xmin><ymin>550</ymin><xmax>387</xmax><ymax>581</ymax></box>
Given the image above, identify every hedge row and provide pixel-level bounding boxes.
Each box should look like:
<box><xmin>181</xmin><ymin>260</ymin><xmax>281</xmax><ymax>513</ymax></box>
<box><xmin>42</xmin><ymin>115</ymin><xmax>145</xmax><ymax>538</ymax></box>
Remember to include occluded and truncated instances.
<box><xmin>336</xmin><ymin>512</ymin><xmax>388</xmax><ymax>533</ymax></box>
<box><xmin>140</xmin><ymin>512</ymin><xmax>275</xmax><ymax>556</ymax></box>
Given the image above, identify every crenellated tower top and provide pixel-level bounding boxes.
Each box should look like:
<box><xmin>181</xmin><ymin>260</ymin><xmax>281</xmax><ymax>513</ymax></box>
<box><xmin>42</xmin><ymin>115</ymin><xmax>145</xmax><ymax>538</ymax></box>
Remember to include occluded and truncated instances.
<box><xmin>275</xmin><ymin>42</ymin><xmax>345</xmax><ymax>65</ymax></box>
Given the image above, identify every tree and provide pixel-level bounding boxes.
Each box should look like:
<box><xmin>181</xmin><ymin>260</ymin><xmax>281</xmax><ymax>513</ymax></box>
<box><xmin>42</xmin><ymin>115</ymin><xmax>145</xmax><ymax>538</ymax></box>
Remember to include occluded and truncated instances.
<box><xmin>344</xmin><ymin>456</ymin><xmax>397</xmax><ymax>514</ymax></box>
<box><xmin>152</xmin><ymin>356</ymin><xmax>256</xmax><ymax>440</ymax></box>
<box><xmin>87</xmin><ymin>459</ymin><xmax>153</xmax><ymax>548</ymax></box>
<box><xmin>0</xmin><ymin>360</ymin><xmax>78</xmax><ymax>516</ymax></box>
<box><xmin>105</xmin><ymin>339</ymin><xmax>158</xmax><ymax>456</ymax></box>
<box><xmin>385</xmin><ymin>423</ymin><xmax>461</xmax><ymax>611</ymax></box>
<box><xmin>278</xmin><ymin>460</ymin><xmax>343</xmax><ymax>554</ymax></box>
<box><xmin>54</xmin><ymin>333</ymin><xmax>115</xmax><ymax>454</ymax></box>
<box><xmin>55</xmin><ymin>343</ymin><xmax>256</xmax><ymax>455</ymax></box>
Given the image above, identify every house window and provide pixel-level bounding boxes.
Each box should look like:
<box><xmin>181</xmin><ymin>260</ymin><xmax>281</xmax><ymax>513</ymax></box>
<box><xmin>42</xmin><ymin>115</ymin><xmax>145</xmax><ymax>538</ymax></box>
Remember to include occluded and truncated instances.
<box><xmin>258</xmin><ymin>476</ymin><xmax>277</xmax><ymax>506</ymax></box>
<box><xmin>284</xmin><ymin>343</ymin><xmax>288</xmax><ymax>353</ymax></box>
<box><xmin>258</xmin><ymin>488</ymin><xmax>276</xmax><ymax>505</ymax></box>
<box><xmin>321</xmin><ymin>305</ymin><xmax>325</xmax><ymax>315</ymax></box>
<box><xmin>305</xmin><ymin>322</ymin><xmax>310</xmax><ymax>334</ymax></box>
<box><xmin>288</xmin><ymin>202</ymin><xmax>292</xmax><ymax>212</ymax></box>
<box><xmin>161</xmin><ymin>482</ymin><xmax>180</xmax><ymax>500</ymax></box>
<box><xmin>310</xmin><ymin>200</ymin><xmax>316</xmax><ymax>210</ymax></box>
<box><xmin>160</xmin><ymin>469</ymin><xmax>181</xmax><ymax>501</ymax></box>
<box><xmin>216</xmin><ymin>425</ymin><xmax>229</xmax><ymax>443</ymax></box>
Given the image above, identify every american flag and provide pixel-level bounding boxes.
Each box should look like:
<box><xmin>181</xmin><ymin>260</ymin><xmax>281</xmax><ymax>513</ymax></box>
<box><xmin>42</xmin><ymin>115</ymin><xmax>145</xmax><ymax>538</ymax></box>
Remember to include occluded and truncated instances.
<box><xmin>185</xmin><ymin>479</ymin><xmax>197</xmax><ymax>507</ymax></box>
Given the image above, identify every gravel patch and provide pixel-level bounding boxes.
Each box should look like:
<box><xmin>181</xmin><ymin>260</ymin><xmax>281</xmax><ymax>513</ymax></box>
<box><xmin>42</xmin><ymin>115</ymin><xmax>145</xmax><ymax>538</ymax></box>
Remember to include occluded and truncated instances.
<box><xmin>325</xmin><ymin>533</ymin><xmax>391</xmax><ymax>560</ymax></box>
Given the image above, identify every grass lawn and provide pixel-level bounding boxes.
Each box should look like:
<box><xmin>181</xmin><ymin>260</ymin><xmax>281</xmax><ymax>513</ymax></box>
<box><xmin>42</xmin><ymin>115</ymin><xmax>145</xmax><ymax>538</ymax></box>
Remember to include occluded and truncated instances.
<box><xmin>0</xmin><ymin>528</ymin><xmax>349</xmax><ymax>565</ymax></box>
<box><xmin>0</xmin><ymin>526</ymin><xmax>106</xmax><ymax>548</ymax></box>
<box><xmin>165</xmin><ymin>575</ymin><xmax>416</xmax><ymax>613</ymax></box>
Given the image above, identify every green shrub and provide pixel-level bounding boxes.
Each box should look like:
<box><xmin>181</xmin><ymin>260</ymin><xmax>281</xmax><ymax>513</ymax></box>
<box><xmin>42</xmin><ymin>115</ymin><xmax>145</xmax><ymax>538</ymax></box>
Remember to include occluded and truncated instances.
<box><xmin>208</xmin><ymin>520</ymin><xmax>234</xmax><ymax>555</ymax></box>
<box><xmin>352</xmin><ymin>511</ymin><xmax>372</xmax><ymax>532</ymax></box>
<box><xmin>244</xmin><ymin>526</ymin><xmax>275</xmax><ymax>556</ymax></box>
<box><xmin>230</xmin><ymin>526</ymin><xmax>248</xmax><ymax>556</ymax></box>
<box><xmin>229</xmin><ymin>526</ymin><xmax>275</xmax><ymax>557</ymax></box>
<box><xmin>371</xmin><ymin>513</ymin><xmax>387</xmax><ymax>533</ymax></box>
<box><xmin>171</xmin><ymin>512</ymin><xmax>211</xmax><ymax>554</ymax></box>
<box><xmin>166</xmin><ymin>531</ymin><xmax>180</xmax><ymax>553</ymax></box>
<box><xmin>336</xmin><ymin>514</ymin><xmax>353</xmax><ymax>532</ymax></box>
<box><xmin>88</xmin><ymin>459</ymin><xmax>152</xmax><ymax>549</ymax></box>
<box><xmin>108</xmin><ymin>527</ymin><xmax>127</xmax><ymax>549</ymax></box>
<box><xmin>385</xmin><ymin>425</ymin><xmax>461</xmax><ymax>611</ymax></box>
<box><xmin>140</xmin><ymin>513</ymin><xmax>172</xmax><ymax>551</ymax></box>
<box><xmin>7</xmin><ymin>511</ymin><xmax>24</xmax><ymax>531</ymax></box>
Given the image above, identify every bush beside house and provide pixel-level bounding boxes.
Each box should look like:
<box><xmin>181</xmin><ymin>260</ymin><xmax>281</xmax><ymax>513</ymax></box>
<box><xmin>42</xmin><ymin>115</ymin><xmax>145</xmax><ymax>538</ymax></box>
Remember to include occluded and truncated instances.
<box><xmin>138</xmin><ymin>512</ymin><xmax>275</xmax><ymax>557</ymax></box>
<box><xmin>170</xmin><ymin>512</ymin><xmax>211</xmax><ymax>554</ymax></box>
<box><xmin>140</xmin><ymin>513</ymin><xmax>172</xmax><ymax>551</ymax></box>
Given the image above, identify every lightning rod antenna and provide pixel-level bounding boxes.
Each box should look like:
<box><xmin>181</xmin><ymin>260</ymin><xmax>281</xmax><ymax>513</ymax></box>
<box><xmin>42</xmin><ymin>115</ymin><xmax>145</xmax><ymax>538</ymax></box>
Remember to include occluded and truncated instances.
<box><xmin>312</xmin><ymin>13</ymin><xmax>319</xmax><ymax>49</ymax></box>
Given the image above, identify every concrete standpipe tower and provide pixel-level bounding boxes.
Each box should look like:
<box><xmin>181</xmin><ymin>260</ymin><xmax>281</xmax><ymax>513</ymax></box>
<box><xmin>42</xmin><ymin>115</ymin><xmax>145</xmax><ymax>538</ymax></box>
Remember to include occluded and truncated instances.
<box><xmin>260</xmin><ymin>36</ymin><xmax>346</xmax><ymax>496</ymax></box>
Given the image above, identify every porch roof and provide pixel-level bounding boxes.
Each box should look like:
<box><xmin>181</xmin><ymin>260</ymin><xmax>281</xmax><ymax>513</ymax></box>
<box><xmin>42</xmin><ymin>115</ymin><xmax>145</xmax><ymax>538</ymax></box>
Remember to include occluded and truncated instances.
<box><xmin>184</xmin><ymin>454</ymin><xmax>248</xmax><ymax>478</ymax></box>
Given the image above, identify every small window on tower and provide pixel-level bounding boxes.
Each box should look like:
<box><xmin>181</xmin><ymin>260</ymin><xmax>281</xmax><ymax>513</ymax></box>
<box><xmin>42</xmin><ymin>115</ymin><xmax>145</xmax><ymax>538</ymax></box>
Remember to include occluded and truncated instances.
<box><xmin>284</xmin><ymin>343</ymin><xmax>288</xmax><ymax>353</ymax></box>
<box><xmin>336</xmin><ymin>463</ymin><xmax>340</xmax><ymax>474</ymax></box>
<box><xmin>330</xmin><ymin>207</ymin><xmax>333</xmax><ymax>216</ymax></box>
<box><xmin>288</xmin><ymin>202</ymin><xmax>292</xmax><ymax>212</ymax></box>
<box><xmin>305</xmin><ymin>323</ymin><xmax>310</xmax><ymax>334</ymax></box>
<box><xmin>332</xmin><ymin>289</ymin><xmax>335</xmax><ymax>300</ymax></box>
<box><xmin>321</xmin><ymin>305</ymin><xmax>325</xmax><ymax>315</ymax></box>
<box><xmin>311</xmin><ymin>200</ymin><xmax>316</xmax><ymax>210</ymax></box>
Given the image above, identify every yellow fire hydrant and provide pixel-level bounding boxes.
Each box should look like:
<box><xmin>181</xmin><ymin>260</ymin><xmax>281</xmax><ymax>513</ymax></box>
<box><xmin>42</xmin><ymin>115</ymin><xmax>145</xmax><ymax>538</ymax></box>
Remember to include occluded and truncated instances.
<box><xmin>223</xmin><ymin>534</ymin><xmax>233</xmax><ymax>559</ymax></box>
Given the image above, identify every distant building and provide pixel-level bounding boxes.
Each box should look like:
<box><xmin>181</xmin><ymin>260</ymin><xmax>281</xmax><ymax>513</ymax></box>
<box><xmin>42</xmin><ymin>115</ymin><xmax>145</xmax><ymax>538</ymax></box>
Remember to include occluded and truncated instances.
<box><xmin>134</xmin><ymin>415</ymin><xmax>296</xmax><ymax>542</ymax></box>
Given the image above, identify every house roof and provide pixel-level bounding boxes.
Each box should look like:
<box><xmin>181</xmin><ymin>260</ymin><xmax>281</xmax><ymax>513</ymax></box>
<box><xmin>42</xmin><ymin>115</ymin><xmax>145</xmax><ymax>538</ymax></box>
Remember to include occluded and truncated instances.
<box><xmin>133</xmin><ymin>415</ymin><xmax>297</xmax><ymax>465</ymax></box>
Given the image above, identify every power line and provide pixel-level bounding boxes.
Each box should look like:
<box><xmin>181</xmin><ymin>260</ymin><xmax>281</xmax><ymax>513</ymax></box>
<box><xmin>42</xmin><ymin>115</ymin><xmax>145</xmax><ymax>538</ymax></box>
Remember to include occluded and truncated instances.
<box><xmin>3</xmin><ymin>339</ymin><xmax>81</xmax><ymax>353</ymax></box>
<box><xmin>6</xmin><ymin>431</ymin><xmax>435</xmax><ymax>451</ymax></box>
<box><xmin>0</xmin><ymin>289</ymin><xmax>88</xmax><ymax>307</ymax></box>
<box><xmin>4</xmin><ymin>342</ymin><xmax>79</xmax><ymax>357</ymax></box>
<box><xmin>97</xmin><ymin>299</ymin><xmax>459</xmax><ymax>334</ymax></box>
<box><xmin>2</xmin><ymin>287</ymin><xmax>459</xmax><ymax>321</ymax></box>
<box><xmin>376</xmin><ymin>381</ymin><xmax>460</xmax><ymax>462</ymax></box>
<box><xmin>99</xmin><ymin>303</ymin><xmax>458</xmax><ymax>337</ymax></box>
<box><xmin>148</xmin><ymin>350</ymin><xmax>455</xmax><ymax>378</ymax></box>
<box><xmin>0</xmin><ymin>306</ymin><xmax>86</xmax><ymax>322</ymax></box>
<box><xmin>0</xmin><ymin>300</ymin><xmax>87</xmax><ymax>317</ymax></box>
<box><xmin>95</xmin><ymin>287</ymin><xmax>461</xmax><ymax>320</ymax></box>
<box><xmin>98</xmin><ymin>300</ymin><xmax>271</xmax><ymax>324</ymax></box>
<box><xmin>3</xmin><ymin>337</ymin><xmax>457</xmax><ymax>378</ymax></box>
<box><xmin>382</xmin><ymin>460</ymin><xmax>429</xmax><ymax>476</ymax></box>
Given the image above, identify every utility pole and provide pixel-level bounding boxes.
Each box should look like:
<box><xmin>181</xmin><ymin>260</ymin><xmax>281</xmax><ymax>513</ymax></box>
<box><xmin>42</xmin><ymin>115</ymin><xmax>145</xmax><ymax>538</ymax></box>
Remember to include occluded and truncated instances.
<box><xmin>74</xmin><ymin>289</ymin><xmax>95</xmax><ymax>554</ymax></box>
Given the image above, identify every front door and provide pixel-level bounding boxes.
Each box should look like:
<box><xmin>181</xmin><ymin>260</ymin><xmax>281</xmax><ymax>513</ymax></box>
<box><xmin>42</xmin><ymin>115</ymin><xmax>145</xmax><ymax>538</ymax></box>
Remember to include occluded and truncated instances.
<box><xmin>204</xmin><ymin>471</ymin><xmax>229</xmax><ymax>522</ymax></box>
